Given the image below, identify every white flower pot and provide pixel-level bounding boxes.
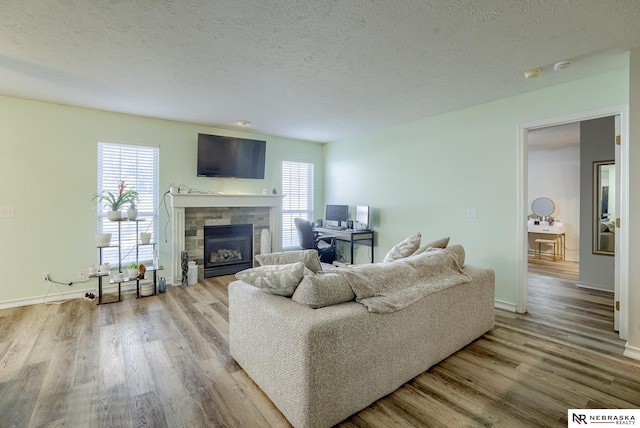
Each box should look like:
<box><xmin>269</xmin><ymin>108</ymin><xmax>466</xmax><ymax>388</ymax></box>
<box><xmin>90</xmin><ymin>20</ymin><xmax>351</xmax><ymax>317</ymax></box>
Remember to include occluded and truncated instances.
<box><xmin>127</xmin><ymin>268</ymin><xmax>139</xmax><ymax>279</ymax></box>
<box><xmin>96</xmin><ymin>233</ymin><xmax>112</xmax><ymax>247</ymax></box>
<box><xmin>107</xmin><ymin>211</ymin><xmax>122</xmax><ymax>221</ymax></box>
<box><xmin>140</xmin><ymin>232</ymin><xmax>152</xmax><ymax>244</ymax></box>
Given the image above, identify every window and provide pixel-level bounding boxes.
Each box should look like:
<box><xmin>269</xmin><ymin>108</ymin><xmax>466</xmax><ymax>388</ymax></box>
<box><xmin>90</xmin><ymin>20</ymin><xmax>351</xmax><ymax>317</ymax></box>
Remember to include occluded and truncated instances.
<box><xmin>97</xmin><ymin>141</ymin><xmax>159</xmax><ymax>267</ymax></box>
<box><xmin>282</xmin><ymin>161</ymin><xmax>314</xmax><ymax>249</ymax></box>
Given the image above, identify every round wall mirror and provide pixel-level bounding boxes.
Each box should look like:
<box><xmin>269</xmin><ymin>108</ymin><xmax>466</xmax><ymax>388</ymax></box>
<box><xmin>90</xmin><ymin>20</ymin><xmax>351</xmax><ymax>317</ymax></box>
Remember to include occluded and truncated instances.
<box><xmin>531</xmin><ymin>197</ymin><xmax>555</xmax><ymax>217</ymax></box>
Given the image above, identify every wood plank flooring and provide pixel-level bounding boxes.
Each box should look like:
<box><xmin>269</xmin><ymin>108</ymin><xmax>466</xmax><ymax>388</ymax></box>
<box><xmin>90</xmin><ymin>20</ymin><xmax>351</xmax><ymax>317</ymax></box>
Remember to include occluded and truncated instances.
<box><xmin>1</xmin><ymin>263</ymin><xmax>638</xmax><ymax>427</ymax></box>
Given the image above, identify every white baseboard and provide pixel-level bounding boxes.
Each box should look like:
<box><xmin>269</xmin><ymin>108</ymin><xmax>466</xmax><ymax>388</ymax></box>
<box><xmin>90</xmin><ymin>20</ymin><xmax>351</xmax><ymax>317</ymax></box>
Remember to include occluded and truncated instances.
<box><xmin>495</xmin><ymin>300</ymin><xmax>516</xmax><ymax>312</ymax></box>
<box><xmin>0</xmin><ymin>283</ymin><xmax>138</xmax><ymax>310</ymax></box>
<box><xmin>576</xmin><ymin>282</ymin><xmax>614</xmax><ymax>293</ymax></box>
<box><xmin>623</xmin><ymin>343</ymin><xmax>640</xmax><ymax>361</ymax></box>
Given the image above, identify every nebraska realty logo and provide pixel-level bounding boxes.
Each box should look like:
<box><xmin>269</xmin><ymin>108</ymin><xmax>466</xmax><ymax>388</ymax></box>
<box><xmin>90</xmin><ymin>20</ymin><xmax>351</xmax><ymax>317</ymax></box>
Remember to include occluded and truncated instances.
<box><xmin>568</xmin><ymin>409</ymin><xmax>639</xmax><ymax>426</ymax></box>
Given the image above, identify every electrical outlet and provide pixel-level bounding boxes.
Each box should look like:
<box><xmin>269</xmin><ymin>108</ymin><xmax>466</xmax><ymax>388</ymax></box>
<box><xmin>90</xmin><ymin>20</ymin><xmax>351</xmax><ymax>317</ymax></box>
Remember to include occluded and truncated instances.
<box><xmin>0</xmin><ymin>207</ymin><xmax>15</xmax><ymax>218</ymax></box>
<box><xmin>42</xmin><ymin>271</ymin><xmax>51</xmax><ymax>282</ymax></box>
<box><xmin>78</xmin><ymin>269</ymin><xmax>86</xmax><ymax>280</ymax></box>
<box><xmin>466</xmin><ymin>208</ymin><xmax>478</xmax><ymax>219</ymax></box>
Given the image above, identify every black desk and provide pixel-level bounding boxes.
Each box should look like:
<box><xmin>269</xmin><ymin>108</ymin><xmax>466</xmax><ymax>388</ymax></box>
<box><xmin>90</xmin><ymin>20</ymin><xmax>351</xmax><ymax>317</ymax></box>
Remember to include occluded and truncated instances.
<box><xmin>314</xmin><ymin>227</ymin><xmax>375</xmax><ymax>264</ymax></box>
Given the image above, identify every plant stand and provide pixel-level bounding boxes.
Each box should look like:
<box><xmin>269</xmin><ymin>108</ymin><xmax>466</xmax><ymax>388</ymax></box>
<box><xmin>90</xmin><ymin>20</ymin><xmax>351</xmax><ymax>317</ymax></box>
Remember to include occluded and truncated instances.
<box><xmin>92</xmin><ymin>219</ymin><xmax>163</xmax><ymax>304</ymax></box>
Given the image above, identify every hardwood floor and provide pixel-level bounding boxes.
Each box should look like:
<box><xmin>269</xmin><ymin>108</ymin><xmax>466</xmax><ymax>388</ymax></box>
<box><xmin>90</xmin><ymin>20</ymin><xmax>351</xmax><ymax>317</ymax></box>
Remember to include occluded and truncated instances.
<box><xmin>1</xmin><ymin>265</ymin><xmax>638</xmax><ymax>427</ymax></box>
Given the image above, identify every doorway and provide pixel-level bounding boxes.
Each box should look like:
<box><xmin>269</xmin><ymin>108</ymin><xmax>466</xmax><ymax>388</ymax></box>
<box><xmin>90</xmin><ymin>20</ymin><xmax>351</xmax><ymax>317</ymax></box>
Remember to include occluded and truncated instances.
<box><xmin>517</xmin><ymin>106</ymin><xmax>629</xmax><ymax>340</ymax></box>
<box><xmin>527</xmin><ymin>122</ymin><xmax>581</xmax><ymax>266</ymax></box>
<box><xmin>527</xmin><ymin>122</ymin><xmax>582</xmax><ymax>317</ymax></box>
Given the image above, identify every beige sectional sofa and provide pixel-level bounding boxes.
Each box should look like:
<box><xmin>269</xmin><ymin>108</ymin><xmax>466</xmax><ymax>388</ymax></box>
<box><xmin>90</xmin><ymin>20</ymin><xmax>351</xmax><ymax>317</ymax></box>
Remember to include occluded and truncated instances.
<box><xmin>229</xmin><ymin>247</ymin><xmax>495</xmax><ymax>428</ymax></box>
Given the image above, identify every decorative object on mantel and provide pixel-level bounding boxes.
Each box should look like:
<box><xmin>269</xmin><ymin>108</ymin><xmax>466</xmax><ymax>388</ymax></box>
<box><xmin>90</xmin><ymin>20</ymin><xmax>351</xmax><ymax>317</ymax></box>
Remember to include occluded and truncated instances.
<box><xmin>272</xmin><ymin>188</ymin><xmax>277</xmax><ymax>195</ymax></box>
<box><xmin>260</xmin><ymin>229</ymin><xmax>272</xmax><ymax>255</ymax></box>
<box><xmin>92</xmin><ymin>180</ymin><xmax>139</xmax><ymax>221</ymax></box>
<box><xmin>181</xmin><ymin>251</ymin><xmax>189</xmax><ymax>286</ymax></box>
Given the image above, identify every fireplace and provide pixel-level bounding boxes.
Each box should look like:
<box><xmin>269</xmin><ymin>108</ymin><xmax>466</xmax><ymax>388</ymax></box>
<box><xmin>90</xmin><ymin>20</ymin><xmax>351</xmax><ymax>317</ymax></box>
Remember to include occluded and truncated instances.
<box><xmin>169</xmin><ymin>193</ymin><xmax>282</xmax><ymax>284</ymax></box>
<box><xmin>204</xmin><ymin>224</ymin><xmax>253</xmax><ymax>277</ymax></box>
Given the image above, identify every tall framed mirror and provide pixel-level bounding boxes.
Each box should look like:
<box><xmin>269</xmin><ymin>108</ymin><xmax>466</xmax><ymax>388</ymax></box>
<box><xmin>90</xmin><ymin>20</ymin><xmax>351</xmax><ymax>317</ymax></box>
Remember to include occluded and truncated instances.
<box><xmin>593</xmin><ymin>160</ymin><xmax>615</xmax><ymax>256</ymax></box>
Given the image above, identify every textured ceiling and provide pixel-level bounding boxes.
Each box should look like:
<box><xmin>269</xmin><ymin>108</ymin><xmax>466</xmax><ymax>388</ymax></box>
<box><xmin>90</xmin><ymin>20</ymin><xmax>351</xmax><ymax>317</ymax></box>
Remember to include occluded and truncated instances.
<box><xmin>528</xmin><ymin>122</ymin><xmax>581</xmax><ymax>151</ymax></box>
<box><xmin>1</xmin><ymin>1</ymin><xmax>639</xmax><ymax>142</ymax></box>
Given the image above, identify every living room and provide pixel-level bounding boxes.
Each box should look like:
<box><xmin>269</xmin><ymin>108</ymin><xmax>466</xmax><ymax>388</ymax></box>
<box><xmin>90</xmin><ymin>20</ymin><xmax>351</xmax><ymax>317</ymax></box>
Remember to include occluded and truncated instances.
<box><xmin>1</xmin><ymin>2</ymin><xmax>640</xmax><ymax>425</ymax></box>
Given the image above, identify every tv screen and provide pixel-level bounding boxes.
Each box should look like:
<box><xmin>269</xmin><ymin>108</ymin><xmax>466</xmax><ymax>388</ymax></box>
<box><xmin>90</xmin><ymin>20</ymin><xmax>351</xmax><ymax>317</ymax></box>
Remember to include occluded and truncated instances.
<box><xmin>325</xmin><ymin>204</ymin><xmax>348</xmax><ymax>223</ymax></box>
<box><xmin>197</xmin><ymin>133</ymin><xmax>266</xmax><ymax>179</ymax></box>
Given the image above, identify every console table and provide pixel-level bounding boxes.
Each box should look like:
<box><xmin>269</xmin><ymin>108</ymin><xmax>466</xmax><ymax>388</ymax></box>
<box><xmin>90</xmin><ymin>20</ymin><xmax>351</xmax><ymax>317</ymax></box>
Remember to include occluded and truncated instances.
<box><xmin>314</xmin><ymin>227</ymin><xmax>375</xmax><ymax>264</ymax></box>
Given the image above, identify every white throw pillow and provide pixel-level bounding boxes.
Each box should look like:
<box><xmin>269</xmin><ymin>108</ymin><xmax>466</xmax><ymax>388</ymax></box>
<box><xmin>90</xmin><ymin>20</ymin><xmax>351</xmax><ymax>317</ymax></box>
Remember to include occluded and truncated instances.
<box><xmin>383</xmin><ymin>232</ymin><xmax>421</xmax><ymax>262</ymax></box>
<box><xmin>235</xmin><ymin>262</ymin><xmax>306</xmax><ymax>296</ymax></box>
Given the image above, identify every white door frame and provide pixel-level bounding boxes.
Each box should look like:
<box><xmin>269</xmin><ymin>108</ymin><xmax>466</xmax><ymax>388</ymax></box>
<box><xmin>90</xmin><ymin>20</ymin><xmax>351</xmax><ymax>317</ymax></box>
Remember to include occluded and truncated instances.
<box><xmin>516</xmin><ymin>105</ymin><xmax>629</xmax><ymax>340</ymax></box>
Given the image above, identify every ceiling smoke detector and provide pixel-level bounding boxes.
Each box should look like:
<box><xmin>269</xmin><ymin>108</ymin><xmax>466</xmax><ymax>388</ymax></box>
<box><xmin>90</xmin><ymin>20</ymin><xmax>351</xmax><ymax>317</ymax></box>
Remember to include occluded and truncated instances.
<box><xmin>553</xmin><ymin>60</ymin><xmax>571</xmax><ymax>71</ymax></box>
<box><xmin>523</xmin><ymin>68</ymin><xmax>541</xmax><ymax>79</ymax></box>
<box><xmin>237</xmin><ymin>120</ymin><xmax>252</xmax><ymax>126</ymax></box>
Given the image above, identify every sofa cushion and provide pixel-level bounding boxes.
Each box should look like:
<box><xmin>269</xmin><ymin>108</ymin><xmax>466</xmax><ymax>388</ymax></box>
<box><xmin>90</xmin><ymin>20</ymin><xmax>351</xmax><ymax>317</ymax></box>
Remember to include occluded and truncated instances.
<box><xmin>412</xmin><ymin>237</ymin><xmax>450</xmax><ymax>256</ymax></box>
<box><xmin>256</xmin><ymin>249</ymin><xmax>322</xmax><ymax>273</ymax></box>
<box><xmin>292</xmin><ymin>272</ymin><xmax>356</xmax><ymax>308</ymax></box>
<box><xmin>445</xmin><ymin>244</ymin><xmax>465</xmax><ymax>267</ymax></box>
<box><xmin>383</xmin><ymin>232</ymin><xmax>421</xmax><ymax>262</ymax></box>
<box><xmin>410</xmin><ymin>244</ymin><xmax>465</xmax><ymax>267</ymax></box>
<box><xmin>235</xmin><ymin>262</ymin><xmax>306</xmax><ymax>297</ymax></box>
<box><xmin>339</xmin><ymin>249</ymin><xmax>472</xmax><ymax>313</ymax></box>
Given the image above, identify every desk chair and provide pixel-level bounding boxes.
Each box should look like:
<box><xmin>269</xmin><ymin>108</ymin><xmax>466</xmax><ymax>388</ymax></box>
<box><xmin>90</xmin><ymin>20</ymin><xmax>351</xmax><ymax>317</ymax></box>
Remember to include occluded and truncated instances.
<box><xmin>294</xmin><ymin>218</ymin><xmax>336</xmax><ymax>264</ymax></box>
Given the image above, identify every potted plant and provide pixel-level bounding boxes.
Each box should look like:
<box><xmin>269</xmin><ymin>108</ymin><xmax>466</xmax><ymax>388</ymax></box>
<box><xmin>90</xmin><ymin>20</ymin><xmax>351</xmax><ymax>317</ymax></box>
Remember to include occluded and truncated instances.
<box><xmin>127</xmin><ymin>262</ymin><xmax>140</xmax><ymax>279</ymax></box>
<box><xmin>92</xmin><ymin>180</ymin><xmax>138</xmax><ymax>220</ymax></box>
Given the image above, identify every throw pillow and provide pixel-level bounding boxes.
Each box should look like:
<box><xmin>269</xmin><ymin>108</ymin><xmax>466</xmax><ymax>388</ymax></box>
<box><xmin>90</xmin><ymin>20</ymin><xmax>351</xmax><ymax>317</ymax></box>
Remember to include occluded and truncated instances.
<box><xmin>292</xmin><ymin>272</ymin><xmax>356</xmax><ymax>308</ymax></box>
<box><xmin>383</xmin><ymin>232</ymin><xmax>421</xmax><ymax>262</ymax></box>
<box><xmin>444</xmin><ymin>244</ymin><xmax>465</xmax><ymax>267</ymax></box>
<box><xmin>256</xmin><ymin>249</ymin><xmax>323</xmax><ymax>273</ymax></box>
<box><xmin>412</xmin><ymin>237</ymin><xmax>450</xmax><ymax>256</ymax></box>
<box><xmin>235</xmin><ymin>262</ymin><xmax>306</xmax><ymax>297</ymax></box>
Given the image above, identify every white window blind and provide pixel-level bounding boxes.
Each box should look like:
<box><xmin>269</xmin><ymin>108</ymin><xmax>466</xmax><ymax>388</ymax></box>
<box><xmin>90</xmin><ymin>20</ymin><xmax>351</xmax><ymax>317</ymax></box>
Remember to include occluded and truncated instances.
<box><xmin>97</xmin><ymin>141</ymin><xmax>159</xmax><ymax>268</ymax></box>
<box><xmin>282</xmin><ymin>161</ymin><xmax>314</xmax><ymax>249</ymax></box>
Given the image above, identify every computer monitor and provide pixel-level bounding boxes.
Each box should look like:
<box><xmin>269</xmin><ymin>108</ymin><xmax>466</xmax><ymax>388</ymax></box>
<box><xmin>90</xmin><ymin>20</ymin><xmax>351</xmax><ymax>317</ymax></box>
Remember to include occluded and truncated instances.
<box><xmin>355</xmin><ymin>205</ymin><xmax>369</xmax><ymax>230</ymax></box>
<box><xmin>325</xmin><ymin>204</ymin><xmax>348</xmax><ymax>225</ymax></box>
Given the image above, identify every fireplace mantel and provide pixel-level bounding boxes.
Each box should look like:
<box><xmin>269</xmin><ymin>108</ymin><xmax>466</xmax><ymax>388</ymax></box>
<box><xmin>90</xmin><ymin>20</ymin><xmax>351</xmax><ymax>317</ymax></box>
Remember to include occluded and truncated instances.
<box><xmin>170</xmin><ymin>192</ymin><xmax>283</xmax><ymax>209</ymax></box>
<box><xmin>169</xmin><ymin>192</ymin><xmax>283</xmax><ymax>284</ymax></box>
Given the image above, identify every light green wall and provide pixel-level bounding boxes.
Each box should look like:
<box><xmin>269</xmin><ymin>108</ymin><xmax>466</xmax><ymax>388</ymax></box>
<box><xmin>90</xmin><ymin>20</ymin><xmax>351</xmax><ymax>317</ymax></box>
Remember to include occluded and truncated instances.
<box><xmin>325</xmin><ymin>67</ymin><xmax>629</xmax><ymax>307</ymax></box>
<box><xmin>0</xmin><ymin>96</ymin><xmax>324</xmax><ymax>304</ymax></box>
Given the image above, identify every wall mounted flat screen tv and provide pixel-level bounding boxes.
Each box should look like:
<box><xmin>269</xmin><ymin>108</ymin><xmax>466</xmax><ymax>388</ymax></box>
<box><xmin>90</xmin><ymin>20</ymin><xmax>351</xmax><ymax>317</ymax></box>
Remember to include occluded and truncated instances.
<box><xmin>197</xmin><ymin>133</ymin><xmax>266</xmax><ymax>179</ymax></box>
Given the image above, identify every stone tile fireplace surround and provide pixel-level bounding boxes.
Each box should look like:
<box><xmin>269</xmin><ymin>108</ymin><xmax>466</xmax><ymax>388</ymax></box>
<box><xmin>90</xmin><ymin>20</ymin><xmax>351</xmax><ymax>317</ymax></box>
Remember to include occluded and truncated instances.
<box><xmin>169</xmin><ymin>193</ymin><xmax>283</xmax><ymax>284</ymax></box>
